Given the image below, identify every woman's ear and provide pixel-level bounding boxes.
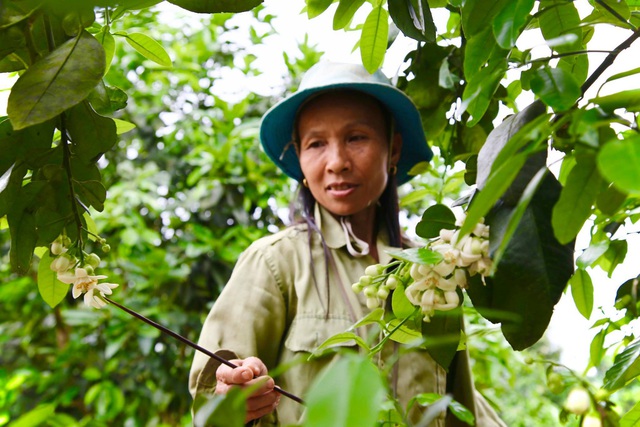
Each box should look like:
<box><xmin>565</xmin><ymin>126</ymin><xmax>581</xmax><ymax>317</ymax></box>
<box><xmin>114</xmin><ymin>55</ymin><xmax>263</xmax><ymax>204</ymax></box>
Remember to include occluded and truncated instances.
<box><xmin>390</xmin><ymin>132</ymin><xmax>402</xmax><ymax>166</ymax></box>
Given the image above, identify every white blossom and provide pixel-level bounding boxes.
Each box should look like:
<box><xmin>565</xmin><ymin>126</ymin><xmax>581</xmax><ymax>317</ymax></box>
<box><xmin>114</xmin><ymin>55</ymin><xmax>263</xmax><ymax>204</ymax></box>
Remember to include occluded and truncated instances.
<box><xmin>564</xmin><ymin>387</ymin><xmax>591</xmax><ymax>415</ymax></box>
<box><xmin>57</xmin><ymin>267</ymin><xmax>119</xmax><ymax>309</ymax></box>
<box><xmin>50</xmin><ymin>255</ymin><xmax>73</xmax><ymax>273</ymax></box>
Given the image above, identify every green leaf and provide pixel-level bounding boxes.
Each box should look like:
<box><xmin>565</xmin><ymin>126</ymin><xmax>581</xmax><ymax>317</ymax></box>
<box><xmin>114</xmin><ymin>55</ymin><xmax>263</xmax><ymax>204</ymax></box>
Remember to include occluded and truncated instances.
<box><xmin>552</xmin><ymin>152</ymin><xmax>605</xmax><ymax>244</ymax></box>
<box><xmin>592</xmin><ymin>89</ymin><xmax>640</xmax><ymax>113</ymax></box>
<box><xmin>386</xmin><ymin>247</ymin><xmax>443</xmax><ymax>265</ymax></box>
<box><xmin>558</xmin><ymin>54</ymin><xmax>589</xmax><ymax>87</ymax></box>
<box><xmin>192</xmin><ymin>386</ymin><xmax>246</xmax><ymax>427</ymax></box>
<box><xmin>305</xmin><ymin>352</ymin><xmax>385</xmax><ymax>427</ymax></box>
<box><xmin>7</xmin><ymin>31</ymin><xmax>105</xmax><ymax>130</ymax></box>
<box><xmin>538</xmin><ymin>0</ymin><xmax>582</xmax><ymax>53</ymax></box>
<box><xmin>569</xmin><ymin>268</ymin><xmax>594</xmax><ymax>320</ymax></box>
<box><xmin>314</xmin><ymin>332</ymin><xmax>370</xmax><ymax>354</ymax></box>
<box><xmin>111</xmin><ymin>0</ymin><xmax>163</xmax><ymax>20</ymax></box>
<box><xmin>387</xmin><ymin>318</ymin><xmax>422</xmax><ymax>344</ymax></box>
<box><xmin>590</xmin><ymin>327</ymin><xmax>606</xmax><ymax>368</ymax></box>
<box><xmin>459</xmin><ymin>52</ymin><xmax>508</xmax><ymax>126</ymax></box>
<box><xmin>123</xmin><ymin>32</ymin><xmax>172</xmax><ymax>67</ymax></box>
<box><xmin>415</xmin><ymin>203</ymin><xmax>456</xmax><ymax>239</ymax></box>
<box><xmin>605</xmin><ymin>67</ymin><xmax>640</xmax><ymax>84</ymax></box>
<box><xmin>114</xmin><ymin>119</ymin><xmax>136</xmax><ymax>134</ymax></box>
<box><xmin>306</xmin><ymin>0</ymin><xmax>333</xmax><ymax>18</ymax></box>
<box><xmin>360</xmin><ymin>6</ymin><xmax>389</xmax><ymax>74</ymax></box>
<box><xmin>448</xmin><ymin>399</ymin><xmax>475</xmax><ymax>425</ymax></box>
<box><xmin>351</xmin><ymin>307</ymin><xmax>385</xmax><ymax>330</ymax></box>
<box><xmin>9</xmin><ymin>404</ymin><xmax>56</xmax><ymax>427</ymax></box>
<box><xmin>97</xmin><ymin>27</ymin><xmax>115</xmax><ymax>75</ymax></box>
<box><xmin>603</xmin><ymin>338</ymin><xmax>640</xmax><ymax>391</ymax></box>
<box><xmin>392</xmin><ymin>282</ymin><xmax>416</xmax><ymax>318</ymax></box>
<box><xmin>595</xmin><ymin>239</ymin><xmax>627</xmax><ymax>278</ymax></box>
<box><xmin>66</xmin><ymin>102</ymin><xmax>117</xmax><ymax>162</ymax></box>
<box><xmin>620</xmin><ymin>400</ymin><xmax>640</xmax><ymax>427</ymax></box>
<box><xmin>467</xmin><ymin>174</ymin><xmax>574</xmax><ymax>350</ymax></box>
<box><xmin>333</xmin><ymin>0</ymin><xmax>366</xmax><ymax>30</ymax></box>
<box><xmin>596</xmin><ymin>183</ymin><xmax>627</xmax><ymax>215</ymax></box>
<box><xmin>388</xmin><ymin>0</ymin><xmax>436</xmax><ymax>42</ymax></box>
<box><xmin>492</xmin><ymin>0</ymin><xmax>534</xmax><ymax>48</ymax></box>
<box><xmin>74</xmin><ymin>180</ymin><xmax>107</xmax><ymax>212</ymax></box>
<box><xmin>461</xmin><ymin>0</ymin><xmax>510</xmax><ymax>38</ymax></box>
<box><xmin>37</xmin><ymin>250</ymin><xmax>69</xmax><ymax>308</ymax></box>
<box><xmin>421</xmin><ymin>305</ymin><xmax>462</xmax><ymax>369</ymax></box>
<box><xmin>576</xmin><ymin>241</ymin><xmax>609</xmax><ymax>269</ymax></box>
<box><xmin>463</xmin><ymin>26</ymin><xmax>497</xmax><ymax>79</ymax></box>
<box><xmin>460</xmin><ymin>152</ymin><xmax>527</xmax><ymax>239</ymax></box>
<box><xmin>530</xmin><ymin>67</ymin><xmax>581</xmax><ymax>112</ymax></box>
<box><xmin>167</xmin><ymin>0</ymin><xmax>262</xmax><ymax>13</ymax></box>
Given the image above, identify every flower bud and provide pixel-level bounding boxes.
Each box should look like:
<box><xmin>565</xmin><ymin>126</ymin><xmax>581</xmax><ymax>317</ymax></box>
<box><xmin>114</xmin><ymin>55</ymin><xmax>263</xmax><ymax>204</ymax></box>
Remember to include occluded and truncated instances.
<box><xmin>418</xmin><ymin>264</ymin><xmax>431</xmax><ymax>276</ymax></box>
<box><xmin>50</xmin><ymin>255</ymin><xmax>72</xmax><ymax>273</ymax></box>
<box><xmin>365</xmin><ymin>264</ymin><xmax>381</xmax><ymax>277</ymax></box>
<box><xmin>101</xmin><ymin>244</ymin><xmax>111</xmax><ymax>253</ymax></box>
<box><xmin>385</xmin><ymin>275</ymin><xmax>398</xmax><ymax>290</ymax></box>
<box><xmin>377</xmin><ymin>287</ymin><xmax>390</xmax><ymax>299</ymax></box>
<box><xmin>83</xmin><ymin>265</ymin><xmax>95</xmax><ymax>276</ymax></box>
<box><xmin>351</xmin><ymin>282</ymin><xmax>364</xmax><ymax>293</ymax></box>
<box><xmin>439</xmin><ymin>228</ymin><xmax>455</xmax><ymax>242</ymax></box>
<box><xmin>85</xmin><ymin>253</ymin><xmax>101</xmax><ymax>268</ymax></box>
<box><xmin>366</xmin><ymin>297</ymin><xmax>380</xmax><ymax>309</ymax></box>
<box><xmin>564</xmin><ymin>387</ymin><xmax>591</xmax><ymax>415</ymax></box>
<box><xmin>359</xmin><ymin>275</ymin><xmax>372</xmax><ymax>286</ymax></box>
<box><xmin>51</xmin><ymin>242</ymin><xmax>66</xmax><ymax>256</ymax></box>
<box><xmin>582</xmin><ymin>414</ymin><xmax>601</xmax><ymax>427</ymax></box>
<box><xmin>410</xmin><ymin>263</ymin><xmax>423</xmax><ymax>280</ymax></box>
<box><xmin>364</xmin><ymin>285</ymin><xmax>378</xmax><ymax>298</ymax></box>
<box><xmin>433</xmin><ymin>260</ymin><xmax>455</xmax><ymax>277</ymax></box>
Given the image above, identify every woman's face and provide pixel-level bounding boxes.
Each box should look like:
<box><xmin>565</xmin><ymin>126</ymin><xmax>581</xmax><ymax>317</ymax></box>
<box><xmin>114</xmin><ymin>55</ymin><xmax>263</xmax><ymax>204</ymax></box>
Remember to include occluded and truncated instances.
<box><xmin>297</xmin><ymin>90</ymin><xmax>402</xmax><ymax>218</ymax></box>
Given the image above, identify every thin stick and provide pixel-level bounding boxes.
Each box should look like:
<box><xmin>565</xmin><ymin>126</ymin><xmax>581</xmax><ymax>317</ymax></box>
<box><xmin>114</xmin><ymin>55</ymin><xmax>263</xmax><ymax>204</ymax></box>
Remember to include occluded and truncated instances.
<box><xmin>104</xmin><ymin>297</ymin><xmax>304</xmax><ymax>405</ymax></box>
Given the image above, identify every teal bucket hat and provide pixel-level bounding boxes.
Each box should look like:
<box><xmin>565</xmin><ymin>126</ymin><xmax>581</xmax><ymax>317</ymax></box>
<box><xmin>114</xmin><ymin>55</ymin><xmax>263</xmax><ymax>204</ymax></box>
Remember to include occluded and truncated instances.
<box><xmin>259</xmin><ymin>61</ymin><xmax>433</xmax><ymax>186</ymax></box>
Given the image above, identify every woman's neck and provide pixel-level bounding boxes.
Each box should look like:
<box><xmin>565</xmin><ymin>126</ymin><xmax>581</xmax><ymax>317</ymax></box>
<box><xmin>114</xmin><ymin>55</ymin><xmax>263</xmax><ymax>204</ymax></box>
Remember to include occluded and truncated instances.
<box><xmin>348</xmin><ymin>206</ymin><xmax>379</xmax><ymax>261</ymax></box>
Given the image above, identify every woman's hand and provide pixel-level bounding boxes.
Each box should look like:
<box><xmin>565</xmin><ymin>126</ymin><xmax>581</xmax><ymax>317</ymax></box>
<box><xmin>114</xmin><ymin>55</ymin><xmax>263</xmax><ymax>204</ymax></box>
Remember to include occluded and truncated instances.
<box><xmin>215</xmin><ymin>357</ymin><xmax>281</xmax><ymax>423</ymax></box>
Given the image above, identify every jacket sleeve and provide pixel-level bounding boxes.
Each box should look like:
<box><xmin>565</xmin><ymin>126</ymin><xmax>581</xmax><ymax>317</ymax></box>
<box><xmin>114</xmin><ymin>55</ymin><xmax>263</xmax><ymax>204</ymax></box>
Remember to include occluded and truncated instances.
<box><xmin>188</xmin><ymin>244</ymin><xmax>288</xmax><ymax>400</ymax></box>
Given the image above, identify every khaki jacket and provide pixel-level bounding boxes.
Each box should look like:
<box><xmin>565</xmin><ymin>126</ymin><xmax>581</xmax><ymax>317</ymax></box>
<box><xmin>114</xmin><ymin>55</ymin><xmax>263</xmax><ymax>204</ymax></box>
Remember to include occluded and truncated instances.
<box><xmin>189</xmin><ymin>206</ymin><xmax>506</xmax><ymax>427</ymax></box>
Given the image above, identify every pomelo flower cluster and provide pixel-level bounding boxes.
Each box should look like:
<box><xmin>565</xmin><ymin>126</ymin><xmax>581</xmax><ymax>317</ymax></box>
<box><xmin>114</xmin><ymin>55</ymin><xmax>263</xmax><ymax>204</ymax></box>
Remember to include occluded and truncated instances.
<box><xmin>352</xmin><ymin>214</ymin><xmax>492</xmax><ymax>322</ymax></box>
<box><xmin>49</xmin><ymin>236</ymin><xmax>118</xmax><ymax>309</ymax></box>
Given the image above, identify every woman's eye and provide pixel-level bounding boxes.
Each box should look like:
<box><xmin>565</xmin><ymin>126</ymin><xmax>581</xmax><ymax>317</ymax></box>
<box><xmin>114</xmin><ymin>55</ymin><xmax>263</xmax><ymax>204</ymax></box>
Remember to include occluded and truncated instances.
<box><xmin>305</xmin><ymin>140</ymin><xmax>323</xmax><ymax>149</ymax></box>
<box><xmin>348</xmin><ymin>134</ymin><xmax>367</xmax><ymax>142</ymax></box>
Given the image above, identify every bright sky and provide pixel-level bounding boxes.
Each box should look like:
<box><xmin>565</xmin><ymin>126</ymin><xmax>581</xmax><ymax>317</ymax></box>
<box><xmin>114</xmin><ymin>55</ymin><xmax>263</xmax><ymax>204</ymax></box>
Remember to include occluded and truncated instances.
<box><xmin>2</xmin><ymin>1</ymin><xmax>638</xmax><ymax>371</ymax></box>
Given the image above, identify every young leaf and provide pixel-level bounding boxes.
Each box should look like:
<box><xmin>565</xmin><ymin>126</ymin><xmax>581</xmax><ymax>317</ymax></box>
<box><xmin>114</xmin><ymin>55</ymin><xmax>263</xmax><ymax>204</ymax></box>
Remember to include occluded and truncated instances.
<box><xmin>305</xmin><ymin>353</ymin><xmax>385</xmax><ymax>427</ymax></box>
<box><xmin>386</xmin><ymin>247</ymin><xmax>443</xmax><ymax>265</ymax></box>
<box><xmin>603</xmin><ymin>338</ymin><xmax>640</xmax><ymax>391</ymax></box>
<box><xmin>552</xmin><ymin>152</ymin><xmax>605</xmax><ymax>244</ymax></box>
<box><xmin>360</xmin><ymin>6</ymin><xmax>389</xmax><ymax>74</ymax></box>
<box><xmin>350</xmin><ymin>307</ymin><xmax>385</xmax><ymax>330</ymax></box>
<box><xmin>314</xmin><ymin>332</ymin><xmax>370</xmax><ymax>354</ymax></box>
<box><xmin>387</xmin><ymin>318</ymin><xmax>422</xmax><ymax>344</ymax></box>
<box><xmin>576</xmin><ymin>241</ymin><xmax>609</xmax><ymax>269</ymax></box>
<box><xmin>569</xmin><ymin>268</ymin><xmax>594</xmax><ymax>320</ymax></box>
<box><xmin>415</xmin><ymin>203</ymin><xmax>456</xmax><ymax>239</ymax></box>
<box><xmin>589</xmin><ymin>327</ymin><xmax>606</xmax><ymax>368</ymax></box>
<box><xmin>114</xmin><ymin>119</ymin><xmax>137</xmax><ymax>134</ymax></box>
<box><xmin>530</xmin><ymin>67</ymin><xmax>581</xmax><ymax>112</ymax></box>
<box><xmin>123</xmin><ymin>32</ymin><xmax>172</xmax><ymax>67</ymax></box>
<box><xmin>597</xmin><ymin>135</ymin><xmax>640</xmax><ymax>195</ymax></box>
<box><xmin>333</xmin><ymin>0</ymin><xmax>366</xmax><ymax>30</ymax></box>
<box><xmin>7</xmin><ymin>31</ymin><xmax>105</xmax><ymax>130</ymax></box>
<box><xmin>620</xmin><ymin>400</ymin><xmax>640</xmax><ymax>427</ymax></box>
<box><xmin>37</xmin><ymin>250</ymin><xmax>69</xmax><ymax>308</ymax></box>
<box><xmin>492</xmin><ymin>0</ymin><xmax>534</xmax><ymax>48</ymax></box>
<box><xmin>306</xmin><ymin>0</ymin><xmax>333</xmax><ymax>18</ymax></box>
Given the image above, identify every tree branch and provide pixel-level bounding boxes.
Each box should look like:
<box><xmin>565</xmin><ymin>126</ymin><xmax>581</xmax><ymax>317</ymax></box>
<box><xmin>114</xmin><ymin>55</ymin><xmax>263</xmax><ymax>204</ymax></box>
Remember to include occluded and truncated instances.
<box><xmin>594</xmin><ymin>0</ymin><xmax>636</xmax><ymax>30</ymax></box>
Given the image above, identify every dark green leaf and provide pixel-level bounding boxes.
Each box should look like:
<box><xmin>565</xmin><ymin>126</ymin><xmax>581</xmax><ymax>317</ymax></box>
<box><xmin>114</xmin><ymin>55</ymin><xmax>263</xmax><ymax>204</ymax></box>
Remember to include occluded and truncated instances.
<box><xmin>421</xmin><ymin>304</ymin><xmax>462</xmax><ymax>369</ymax></box>
<box><xmin>569</xmin><ymin>268</ymin><xmax>594</xmax><ymax>320</ymax></box>
<box><xmin>88</xmin><ymin>80</ymin><xmax>113</xmax><ymax>115</ymax></box>
<box><xmin>74</xmin><ymin>180</ymin><xmax>106</xmax><ymax>212</ymax></box>
<box><xmin>388</xmin><ymin>0</ymin><xmax>436</xmax><ymax>42</ymax></box>
<box><xmin>8</xmin><ymin>208</ymin><xmax>37</xmax><ymax>275</ymax></box>
<box><xmin>463</xmin><ymin>26</ymin><xmax>496</xmax><ymax>79</ymax></box>
<box><xmin>460</xmin><ymin>52</ymin><xmax>508</xmax><ymax>126</ymax></box>
<box><xmin>415</xmin><ymin>203</ymin><xmax>456</xmax><ymax>239</ymax></box>
<box><xmin>66</xmin><ymin>102</ymin><xmax>117</xmax><ymax>162</ymax></box>
<box><xmin>492</xmin><ymin>0</ymin><xmax>534</xmax><ymax>48</ymax></box>
<box><xmin>530</xmin><ymin>67</ymin><xmax>581</xmax><ymax>112</ymax></box>
<box><xmin>123</xmin><ymin>32</ymin><xmax>172</xmax><ymax>67</ymax></box>
<box><xmin>603</xmin><ymin>338</ymin><xmax>640</xmax><ymax>391</ymax></box>
<box><xmin>7</xmin><ymin>31</ymin><xmax>105</xmax><ymax>130</ymax></box>
<box><xmin>386</xmin><ymin>247</ymin><xmax>443</xmax><ymax>265</ymax></box>
<box><xmin>552</xmin><ymin>152</ymin><xmax>605</xmax><ymax>244</ymax></box>
<box><xmin>37</xmin><ymin>250</ymin><xmax>69</xmax><ymax>308</ymax></box>
<box><xmin>467</xmin><ymin>174</ymin><xmax>574</xmax><ymax>350</ymax></box>
<box><xmin>305</xmin><ymin>352</ymin><xmax>385</xmax><ymax>427</ymax></box>
<box><xmin>0</xmin><ymin>25</ymin><xmax>26</xmax><ymax>59</ymax></box>
<box><xmin>596</xmin><ymin>184</ymin><xmax>627</xmax><ymax>215</ymax></box>
<box><xmin>360</xmin><ymin>6</ymin><xmax>389</xmax><ymax>74</ymax></box>
<box><xmin>111</xmin><ymin>0</ymin><xmax>163</xmax><ymax>20</ymax></box>
<box><xmin>538</xmin><ymin>0</ymin><xmax>582</xmax><ymax>53</ymax></box>
<box><xmin>106</xmin><ymin>85</ymin><xmax>129</xmax><ymax>111</ymax></box>
<box><xmin>615</xmin><ymin>276</ymin><xmax>639</xmax><ymax>318</ymax></box>
<box><xmin>333</xmin><ymin>0</ymin><xmax>366</xmax><ymax>30</ymax></box>
<box><xmin>167</xmin><ymin>0</ymin><xmax>262</xmax><ymax>13</ymax></box>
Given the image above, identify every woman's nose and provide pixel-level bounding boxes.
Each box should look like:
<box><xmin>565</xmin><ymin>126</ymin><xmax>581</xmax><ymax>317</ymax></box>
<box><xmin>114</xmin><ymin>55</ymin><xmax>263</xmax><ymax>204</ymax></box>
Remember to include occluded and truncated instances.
<box><xmin>326</xmin><ymin>142</ymin><xmax>350</xmax><ymax>173</ymax></box>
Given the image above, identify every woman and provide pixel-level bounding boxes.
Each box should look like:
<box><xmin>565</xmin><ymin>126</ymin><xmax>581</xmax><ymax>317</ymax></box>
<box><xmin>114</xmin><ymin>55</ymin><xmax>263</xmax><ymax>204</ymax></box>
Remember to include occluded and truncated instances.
<box><xmin>189</xmin><ymin>62</ymin><xmax>505</xmax><ymax>426</ymax></box>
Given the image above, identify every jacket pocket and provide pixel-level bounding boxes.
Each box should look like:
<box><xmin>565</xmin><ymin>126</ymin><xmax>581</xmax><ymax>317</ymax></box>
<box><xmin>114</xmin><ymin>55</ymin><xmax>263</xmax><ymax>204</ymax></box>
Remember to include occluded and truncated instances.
<box><xmin>284</xmin><ymin>315</ymin><xmax>356</xmax><ymax>353</ymax></box>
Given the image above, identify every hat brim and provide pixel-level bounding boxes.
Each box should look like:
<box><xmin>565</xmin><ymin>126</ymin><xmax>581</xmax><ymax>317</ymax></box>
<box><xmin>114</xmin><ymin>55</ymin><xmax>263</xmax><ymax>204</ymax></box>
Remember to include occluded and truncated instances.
<box><xmin>260</xmin><ymin>82</ymin><xmax>433</xmax><ymax>186</ymax></box>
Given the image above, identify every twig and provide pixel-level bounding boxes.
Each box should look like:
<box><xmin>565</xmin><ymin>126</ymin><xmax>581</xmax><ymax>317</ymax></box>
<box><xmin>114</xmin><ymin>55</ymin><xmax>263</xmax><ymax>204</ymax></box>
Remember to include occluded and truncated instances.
<box><xmin>103</xmin><ymin>296</ymin><xmax>304</xmax><ymax>405</ymax></box>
